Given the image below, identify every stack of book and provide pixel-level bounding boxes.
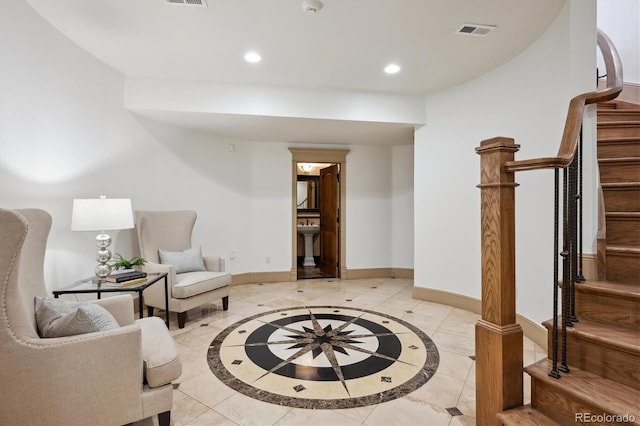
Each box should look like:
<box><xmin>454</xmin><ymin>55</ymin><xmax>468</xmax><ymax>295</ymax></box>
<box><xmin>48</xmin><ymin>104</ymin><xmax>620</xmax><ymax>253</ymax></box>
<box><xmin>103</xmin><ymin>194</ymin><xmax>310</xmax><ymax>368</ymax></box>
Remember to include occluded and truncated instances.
<box><xmin>104</xmin><ymin>271</ymin><xmax>148</xmax><ymax>287</ymax></box>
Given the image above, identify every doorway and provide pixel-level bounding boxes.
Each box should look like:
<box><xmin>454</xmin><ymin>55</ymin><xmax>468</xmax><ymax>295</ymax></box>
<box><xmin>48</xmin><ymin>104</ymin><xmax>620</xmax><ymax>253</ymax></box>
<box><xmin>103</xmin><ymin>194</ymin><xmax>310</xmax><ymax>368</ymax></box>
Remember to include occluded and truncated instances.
<box><xmin>296</xmin><ymin>163</ymin><xmax>338</xmax><ymax>279</ymax></box>
<box><xmin>289</xmin><ymin>148</ymin><xmax>349</xmax><ymax>281</ymax></box>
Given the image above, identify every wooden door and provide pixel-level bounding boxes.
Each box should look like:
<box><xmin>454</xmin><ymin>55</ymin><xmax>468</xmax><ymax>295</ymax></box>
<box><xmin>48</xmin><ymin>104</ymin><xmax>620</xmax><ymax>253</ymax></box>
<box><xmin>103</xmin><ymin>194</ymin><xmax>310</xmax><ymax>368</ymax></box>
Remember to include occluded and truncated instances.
<box><xmin>319</xmin><ymin>164</ymin><xmax>340</xmax><ymax>277</ymax></box>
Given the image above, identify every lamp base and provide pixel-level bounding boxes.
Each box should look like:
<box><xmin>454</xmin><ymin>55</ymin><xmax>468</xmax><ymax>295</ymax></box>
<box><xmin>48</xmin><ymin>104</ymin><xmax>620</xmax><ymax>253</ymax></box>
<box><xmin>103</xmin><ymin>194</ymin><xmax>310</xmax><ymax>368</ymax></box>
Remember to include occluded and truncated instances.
<box><xmin>95</xmin><ymin>232</ymin><xmax>113</xmax><ymax>281</ymax></box>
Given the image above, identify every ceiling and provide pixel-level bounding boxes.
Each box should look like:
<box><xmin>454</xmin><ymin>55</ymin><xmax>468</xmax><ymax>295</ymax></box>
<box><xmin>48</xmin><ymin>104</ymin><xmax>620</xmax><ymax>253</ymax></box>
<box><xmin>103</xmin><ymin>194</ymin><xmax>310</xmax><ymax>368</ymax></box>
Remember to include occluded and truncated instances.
<box><xmin>26</xmin><ymin>0</ymin><xmax>565</xmax><ymax>145</ymax></box>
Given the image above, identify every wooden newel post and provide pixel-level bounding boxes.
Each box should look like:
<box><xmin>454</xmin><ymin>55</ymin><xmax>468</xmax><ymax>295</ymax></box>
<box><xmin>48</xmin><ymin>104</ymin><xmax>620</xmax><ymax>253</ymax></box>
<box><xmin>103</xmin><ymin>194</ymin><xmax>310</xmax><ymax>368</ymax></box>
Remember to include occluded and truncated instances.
<box><xmin>475</xmin><ymin>137</ymin><xmax>524</xmax><ymax>425</ymax></box>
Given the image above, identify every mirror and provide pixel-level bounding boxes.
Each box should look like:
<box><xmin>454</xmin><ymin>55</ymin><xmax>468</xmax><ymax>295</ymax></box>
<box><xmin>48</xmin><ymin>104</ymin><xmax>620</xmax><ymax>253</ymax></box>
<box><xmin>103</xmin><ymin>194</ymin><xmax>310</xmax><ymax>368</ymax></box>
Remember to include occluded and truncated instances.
<box><xmin>297</xmin><ymin>176</ymin><xmax>319</xmax><ymax>211</ymax></box>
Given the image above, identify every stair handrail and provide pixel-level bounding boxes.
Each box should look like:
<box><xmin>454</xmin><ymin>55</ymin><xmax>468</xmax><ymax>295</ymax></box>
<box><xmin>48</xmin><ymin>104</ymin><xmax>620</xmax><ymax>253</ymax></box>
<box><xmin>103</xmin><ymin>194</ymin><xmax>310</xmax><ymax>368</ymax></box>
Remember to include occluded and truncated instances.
<box><xmin>474</xmin><ymin>28</ymin><xmax>623</xmax><ymax>426</ymax></box>
<box><xmin>505</xmin><ymin>29</ymin><xmax>623</xmax><ymax>173</ymax></box>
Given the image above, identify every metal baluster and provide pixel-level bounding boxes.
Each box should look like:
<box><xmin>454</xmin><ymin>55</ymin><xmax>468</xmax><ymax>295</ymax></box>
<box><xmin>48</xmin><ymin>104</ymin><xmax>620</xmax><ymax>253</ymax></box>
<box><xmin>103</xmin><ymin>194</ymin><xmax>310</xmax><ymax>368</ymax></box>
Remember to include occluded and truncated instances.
<box><xmin>559</xmin><ymin>168</ymin><xmax>570</xmax><ymax>373</ymax></box>
<box><xmin>577</xmin><ymin>127</ymin><xmax>585</xmax><ymax>283</ymax></box>
<box><xmin>569</xmin><ymin>156</ymin><xmax>579</xmax><ymax>324</ymax></box>
<box><xmin>549</xmin><ymin>168</ymin><xmax>561</xmax><ymax>379</ymax></box>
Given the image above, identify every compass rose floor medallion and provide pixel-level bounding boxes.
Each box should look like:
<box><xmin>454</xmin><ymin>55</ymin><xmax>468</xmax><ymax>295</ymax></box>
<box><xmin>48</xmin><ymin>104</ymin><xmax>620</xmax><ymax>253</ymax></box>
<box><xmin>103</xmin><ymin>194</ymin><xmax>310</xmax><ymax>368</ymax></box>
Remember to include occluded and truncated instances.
<box><xmin>207</xmin><ymin>306</ymin><xmax>440</xmax><ymax>409</ymax></box>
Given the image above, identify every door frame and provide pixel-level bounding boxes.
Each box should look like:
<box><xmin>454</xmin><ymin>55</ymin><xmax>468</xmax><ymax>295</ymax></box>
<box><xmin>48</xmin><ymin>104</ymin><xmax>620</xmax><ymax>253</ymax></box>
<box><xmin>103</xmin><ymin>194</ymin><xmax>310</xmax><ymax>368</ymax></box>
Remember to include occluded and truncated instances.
<box><xmin>289</xmin><ymin>148</ymin><xmax>349</xmax><ymax>281</ymax></box>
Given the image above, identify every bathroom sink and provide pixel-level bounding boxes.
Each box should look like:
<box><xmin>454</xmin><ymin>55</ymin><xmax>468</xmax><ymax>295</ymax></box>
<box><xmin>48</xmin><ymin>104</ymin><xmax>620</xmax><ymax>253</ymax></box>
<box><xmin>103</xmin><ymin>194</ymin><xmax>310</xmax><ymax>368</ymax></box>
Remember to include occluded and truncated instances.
<box><xmin>297</xmin><ymin>225</ymin><xmax>320</xmax><ymax>235</ymax></box>
<box><xmin>298</xmin><ymin>225</ymin><xmax>320</xmax><ymax>267</ymax></box>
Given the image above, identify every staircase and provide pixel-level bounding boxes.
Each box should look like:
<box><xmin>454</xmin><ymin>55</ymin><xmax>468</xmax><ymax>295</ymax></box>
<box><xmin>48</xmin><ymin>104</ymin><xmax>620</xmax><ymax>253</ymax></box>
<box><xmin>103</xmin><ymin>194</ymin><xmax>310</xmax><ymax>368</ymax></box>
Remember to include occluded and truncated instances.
<box><xmin>498</xmin><ymin>100</ymin><xmax>640</xmax><ymax>425</ymax></box>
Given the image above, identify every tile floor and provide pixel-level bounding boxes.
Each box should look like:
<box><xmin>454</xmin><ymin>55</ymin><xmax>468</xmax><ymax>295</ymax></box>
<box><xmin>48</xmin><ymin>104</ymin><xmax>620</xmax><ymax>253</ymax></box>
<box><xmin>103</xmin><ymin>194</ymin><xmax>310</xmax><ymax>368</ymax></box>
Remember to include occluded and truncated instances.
<box><xmin>151</xmin><ymin>277</ymin><xmax>546</xmax><ymax>426</ymax></box>
<box><xmin>296</xmin><ymin>260</ymin><xmax>334</xmax><ymax>280</ymax></box>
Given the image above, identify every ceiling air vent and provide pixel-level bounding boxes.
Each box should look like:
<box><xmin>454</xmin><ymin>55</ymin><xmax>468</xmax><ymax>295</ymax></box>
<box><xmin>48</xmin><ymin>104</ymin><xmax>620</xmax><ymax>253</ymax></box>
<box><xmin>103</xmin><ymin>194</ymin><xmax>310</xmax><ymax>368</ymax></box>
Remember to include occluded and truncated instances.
<box><xmin>165</xmin><ymin>0</ymin><xmax>208</xmax><ymax>7</ymax></box>
<box><xmin>456</xmin><ymin>24</ymin><xmax>496</xmax><ymax>37</ymax></box>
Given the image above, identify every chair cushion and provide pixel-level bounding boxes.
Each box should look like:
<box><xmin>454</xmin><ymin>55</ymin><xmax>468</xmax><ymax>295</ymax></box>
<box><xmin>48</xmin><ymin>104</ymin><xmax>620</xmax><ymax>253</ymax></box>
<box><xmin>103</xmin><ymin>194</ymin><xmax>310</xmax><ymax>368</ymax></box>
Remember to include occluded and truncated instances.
<box><xmin>34</xmin><ymin>297</ymin><xmax>119</xmax><ymax>338</ymax></box>
<box><xmin>138</xmin><ymin>316</ymin><xmax>181</xmax><ymax>388</ymax></box>
<box><xmin>172</xmin><ymin>271</ymin><xmax>231</xmax><ymax>299</ymax></box>
<box><xmin>158</xmin><ymin>247</ymin><xmax>206</xmax><ymax>273</ymax></box>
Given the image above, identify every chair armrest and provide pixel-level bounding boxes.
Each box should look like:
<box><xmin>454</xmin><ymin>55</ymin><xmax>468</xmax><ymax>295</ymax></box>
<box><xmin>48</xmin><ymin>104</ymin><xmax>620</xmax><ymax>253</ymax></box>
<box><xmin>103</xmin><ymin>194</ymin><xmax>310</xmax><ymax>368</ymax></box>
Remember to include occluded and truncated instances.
<box><xmin>203</xmin><ymin>256</ymin><xmax>224</xmax><ymax>272</ymax></box>
<box><xmin>141</xmin><ymin>261</ymin><xmax>176</xmax><ymax>285</ymax></box>
<box><xmin>91</xmin><ymin>294</ymin><xmax>135</xmax><ymax>326</ymax></box>
<box><xmin>10</xmin><ymin>325</ymin><xmax>145</xmax><ymax>423</ymax></box>
<box><xmin>140</xmin><ymin>262</ymin><xmax>175</xmax><ymax>308</ymax></box>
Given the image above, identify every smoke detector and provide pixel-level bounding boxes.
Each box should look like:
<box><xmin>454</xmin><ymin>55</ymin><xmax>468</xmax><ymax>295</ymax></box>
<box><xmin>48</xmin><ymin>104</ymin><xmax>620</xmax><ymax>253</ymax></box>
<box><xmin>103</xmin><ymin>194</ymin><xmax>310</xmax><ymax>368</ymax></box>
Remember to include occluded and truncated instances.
<box><xmin>302</xmin><ymin>0</ymin><xmax>323</xmax><ymax>15</ymax></box>
<box><xmin>455</xmin><ymin>24</ymin><xmax>496</xmax><ymax>37</ymax></box>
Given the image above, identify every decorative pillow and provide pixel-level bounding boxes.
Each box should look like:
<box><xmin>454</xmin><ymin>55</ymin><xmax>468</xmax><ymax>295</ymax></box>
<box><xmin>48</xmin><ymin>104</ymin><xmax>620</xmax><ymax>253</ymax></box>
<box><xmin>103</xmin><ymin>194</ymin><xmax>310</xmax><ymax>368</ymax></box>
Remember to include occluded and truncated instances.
<box><xmin>35</xmin><ymin>297</ymin><xmax>119</xmax><ymax>338</ymax></box>
<box><xmin>158</xmin><ymin>247</ymin><xmax>206</xmax><ymax>274</ymax></box>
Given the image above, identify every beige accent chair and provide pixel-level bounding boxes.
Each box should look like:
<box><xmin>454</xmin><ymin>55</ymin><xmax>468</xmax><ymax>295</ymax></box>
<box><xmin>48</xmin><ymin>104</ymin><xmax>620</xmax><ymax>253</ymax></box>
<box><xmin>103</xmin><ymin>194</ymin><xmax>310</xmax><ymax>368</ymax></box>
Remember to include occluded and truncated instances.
<box><xmin>135</xmin><ymin>210</ymin><xmax>231</xmax><ymax>328</ymax></box>
<box><xmin>0</xmin><ymin>209</ymin><xmax>181</xmax><ymax>426</ymax></box>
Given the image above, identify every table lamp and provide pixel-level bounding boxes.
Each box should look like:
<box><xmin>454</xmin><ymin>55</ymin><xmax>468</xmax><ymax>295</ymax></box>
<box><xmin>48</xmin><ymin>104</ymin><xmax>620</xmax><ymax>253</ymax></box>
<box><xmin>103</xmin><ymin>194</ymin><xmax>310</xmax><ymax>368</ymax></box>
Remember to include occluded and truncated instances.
<box><xmin>71</xmin><ymin>196</ymin><xmax>134</xmax><ymax>281</ymax></box>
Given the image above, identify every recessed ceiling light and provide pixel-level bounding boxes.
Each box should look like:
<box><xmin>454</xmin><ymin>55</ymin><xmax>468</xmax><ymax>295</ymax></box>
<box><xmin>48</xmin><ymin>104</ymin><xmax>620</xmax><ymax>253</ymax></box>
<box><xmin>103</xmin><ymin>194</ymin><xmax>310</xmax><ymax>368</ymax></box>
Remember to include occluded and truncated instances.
<box><xmin>384</xmin><ymin>63</ymin><xmax>401</xmax><ymax>74</ymax></box>
<box><xmin>244</xmin><ymin>52</ymin><xmax>262</xmax><ymax>63</ymax></box>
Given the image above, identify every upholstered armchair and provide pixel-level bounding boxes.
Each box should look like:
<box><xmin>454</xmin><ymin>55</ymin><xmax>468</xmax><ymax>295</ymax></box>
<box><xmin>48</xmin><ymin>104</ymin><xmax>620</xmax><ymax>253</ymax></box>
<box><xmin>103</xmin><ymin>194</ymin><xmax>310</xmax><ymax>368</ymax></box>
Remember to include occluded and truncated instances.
<box><xmin>0</xmin><ymin>209</ymin><xmax>181</xmax><ymax>426</ymax></box>
<box><xmin>135</xmin><ymin>210</ymin><xmax>231</xmax><ymax>328</ymax></box>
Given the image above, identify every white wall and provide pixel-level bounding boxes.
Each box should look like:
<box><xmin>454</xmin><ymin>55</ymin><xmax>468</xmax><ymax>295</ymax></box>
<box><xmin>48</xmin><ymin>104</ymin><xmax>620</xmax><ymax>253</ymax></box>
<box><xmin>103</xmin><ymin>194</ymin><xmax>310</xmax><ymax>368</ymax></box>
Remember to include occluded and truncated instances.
<box><xmin>246</xmin><ymin>141</ymin><xmax>292</xmax><ymax>272</ymax></box>
<box><xmin>391</xmin><ymin>145</ymin><xmax>414</xmax><ymax>269</ymax></box>
<box><xmin>125</xmin><ymin>76</ymin><xmax>426</xmax><ymax>126</ymax></box>
<box><xmin>0</xmin><ymin>1</ymin><xmax>411</xmax><ymax>290</ymax></box>
<box><xmin>345</xmin><ymin>145</ymin><xmax>392</xmax><ymax>269</ymax></box>
<box><xmin>414</xmin><ymin>0</ymin><xmax>597</xmax><ymax>325</ymax></box>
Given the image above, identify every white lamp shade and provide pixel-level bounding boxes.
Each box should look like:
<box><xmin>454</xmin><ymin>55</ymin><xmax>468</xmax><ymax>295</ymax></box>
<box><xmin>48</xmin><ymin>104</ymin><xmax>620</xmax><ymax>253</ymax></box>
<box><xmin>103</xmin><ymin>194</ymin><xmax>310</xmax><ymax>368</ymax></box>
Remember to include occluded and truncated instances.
<box><xmin>71</xmin><ymin>198</ymin><xmax>134</xmax><ymax>231</ymax></box>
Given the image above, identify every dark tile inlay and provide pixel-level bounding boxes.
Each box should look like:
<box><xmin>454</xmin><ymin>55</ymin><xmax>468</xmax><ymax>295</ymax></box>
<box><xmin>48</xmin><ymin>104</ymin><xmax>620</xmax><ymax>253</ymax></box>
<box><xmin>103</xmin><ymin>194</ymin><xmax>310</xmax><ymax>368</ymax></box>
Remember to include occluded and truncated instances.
<box><xmin>297</xmin><ymin>290</ymin><xmax>303</xmax><ymax>293</ymax></box>
<box><xmin>405</xmin><ymin>310</ymin><xmax>413</xmax><ymax>314</ymax></box>
<box><xmin>200</xmin><ymin>323</ymin><xmax>209</xmax><ymax>327</ymax></box>
<box><xmin>207</xmin><ymin>305</ymin><xmax>440</xmax><ymax>410</ymax></box>
<box><xmin>238</xmin><ymin>330</ymin><xmax>247</xmax><ymax>334</ymax></box>
<box><xmin>345</xmin><ymin>299</ymin><xmax>352</xmax><ymax>302</ymax></box>
<box><xmin>172</xmin><ymin>383</ymin><xmax>180</xmax><ymax>390</ymax></box>
<box><xmin>409</xmin><ymin>345</ymin><xmax>419</xmax><ymax>350</ymax></box>
<box><xmin>447</xmin><ymin>407</ymin><xmax>463</xmax><ymax>417</ymax></box>
<box><xmin>371</xmin><ymin>286</ymin><xmax>377</xmax><ymax>289</ymax></box>
<box><xmin>232</xmin><ymin>359</ymin><xmax>243</xmax><ymax>365</ymax></box>
<box><xmin>468</xmin><ymin>355</ymin><xmax>476</xmax><ymax>361</ymax></box>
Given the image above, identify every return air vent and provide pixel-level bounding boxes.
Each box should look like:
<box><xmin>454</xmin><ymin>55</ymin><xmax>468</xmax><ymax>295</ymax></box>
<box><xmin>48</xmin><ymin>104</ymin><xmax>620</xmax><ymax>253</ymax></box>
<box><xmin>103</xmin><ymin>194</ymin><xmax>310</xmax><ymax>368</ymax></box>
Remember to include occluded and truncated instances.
<box><xmin>165</xmin><ymin>0</ymin><xmax>208</xmax><ymax>7</ymax></box>
<box><xmin>456</xmin><ymin>24</ymin><xmax>496</xmax><ymax>37</ymax></box>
